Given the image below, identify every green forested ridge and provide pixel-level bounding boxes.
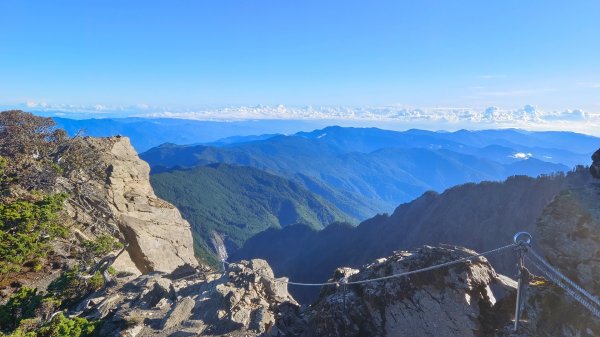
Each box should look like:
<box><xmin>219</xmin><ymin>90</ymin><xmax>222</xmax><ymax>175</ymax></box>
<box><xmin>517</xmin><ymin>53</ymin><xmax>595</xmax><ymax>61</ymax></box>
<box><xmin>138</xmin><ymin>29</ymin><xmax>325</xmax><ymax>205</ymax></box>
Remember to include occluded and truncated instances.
<box><xmin>234</xmin><ymin>169</ymin><xmax>593</xmax><ymax>303</ymax></box>
<box><xmin>150</xmin><ymin>163</ymin><xmax>354</xmax><ymax>264</ymax></box>
<box><xmin>141</xmin><ymin>128</ymin><xmax>580</xmax><ymax>219</ymax></box>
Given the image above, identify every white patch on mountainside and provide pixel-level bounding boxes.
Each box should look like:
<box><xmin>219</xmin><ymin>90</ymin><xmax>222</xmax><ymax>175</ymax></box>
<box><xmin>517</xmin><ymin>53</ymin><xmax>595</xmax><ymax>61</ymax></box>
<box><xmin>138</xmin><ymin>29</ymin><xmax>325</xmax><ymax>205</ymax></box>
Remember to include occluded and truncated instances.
<box><xmin>511</xmin><ymin>152</ymin><xmax>533</xmax><ymax>159</ymax></box>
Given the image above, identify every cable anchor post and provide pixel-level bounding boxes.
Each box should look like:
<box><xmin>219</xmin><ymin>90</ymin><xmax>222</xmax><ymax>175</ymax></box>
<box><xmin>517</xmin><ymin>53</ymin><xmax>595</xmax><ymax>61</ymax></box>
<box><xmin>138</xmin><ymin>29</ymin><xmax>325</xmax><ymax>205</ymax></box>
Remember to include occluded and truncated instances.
<box><xmin>512</xmin><ymin>232</ymin><xmax>532</xmax><ymax>332</ymax></box>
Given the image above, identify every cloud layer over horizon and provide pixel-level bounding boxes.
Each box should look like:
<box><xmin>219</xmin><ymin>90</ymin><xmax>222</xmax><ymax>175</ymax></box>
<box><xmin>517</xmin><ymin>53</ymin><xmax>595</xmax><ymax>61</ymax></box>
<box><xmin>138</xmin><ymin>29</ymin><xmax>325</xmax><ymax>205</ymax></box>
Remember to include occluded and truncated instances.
<box><xmin>5</xmin><ymin>102</ymin><xmax>600</xmax><ymax>136</ymax></box>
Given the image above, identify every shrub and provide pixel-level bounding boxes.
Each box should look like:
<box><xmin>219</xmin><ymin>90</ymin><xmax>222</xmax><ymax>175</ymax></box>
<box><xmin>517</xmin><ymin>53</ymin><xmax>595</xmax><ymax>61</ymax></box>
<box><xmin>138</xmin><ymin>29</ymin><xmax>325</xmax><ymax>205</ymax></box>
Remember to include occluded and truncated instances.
<box><xmin>0</xmin><ymin>193</ymin><xmax>68</xmax><ymax>276</ymax></box>
<box><xmin>81</xmin><ymin>235</ymin><xmax>123</xmax><ymax>260</ymax></box>
<box><xmin>0</xmin><ymin>287</ymin><xmax>100</xmax><ymax>337</ymax></box>
<box><xmin>48</xmin><ymin>267</ymin><xmax>105</xmax><ymax>306</ymax></box>
<box><xmin>0</xmin><ymin>287</ymin><xmax>42</xmax><ymax>333</ymax></box>
<box><xmin>36</xmin><ymin>313</ymin><xmax>100</xmax><ymax>337</ymax></box>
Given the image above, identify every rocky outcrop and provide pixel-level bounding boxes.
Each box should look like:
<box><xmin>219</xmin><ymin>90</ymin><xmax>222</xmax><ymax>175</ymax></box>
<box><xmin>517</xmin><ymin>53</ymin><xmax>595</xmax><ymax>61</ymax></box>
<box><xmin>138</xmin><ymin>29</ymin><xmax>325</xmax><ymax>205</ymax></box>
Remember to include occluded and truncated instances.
<box><xmin>269</xmin><ymin>245</ymin><xmax>600</xmax><ymax>337</ymax></box>
<box><xmin>272</xmin><ymin>246</ymin><xmax>517</xmax><ymax>337</ymax></box>
<box><xmin>69</xmin><ymin>244</ymin><xmax>600</xmax><ymax>337</ymax></box>
<box><xmin>591</xmin><ymin>149</ymin><xmax>600</xmax><ymax>179</ymax></box>
<box><xmin>507</xmin><ymin>276</ymin><xmax>600</xmax><ymax>337</ymax></box>
<box><xmin>536</xmin><ymin>184</ymin><xmax>600</xmax><ymax>296</ymax></box>
<box><xmin>75</xmin><ymin>259</ymin><xmax>296</xmax><ymax>337</ymax></box>
<box><xmin>60</xmin><ymin>136</ymin><xmax>198</xmax><ymax>275</ymax></box>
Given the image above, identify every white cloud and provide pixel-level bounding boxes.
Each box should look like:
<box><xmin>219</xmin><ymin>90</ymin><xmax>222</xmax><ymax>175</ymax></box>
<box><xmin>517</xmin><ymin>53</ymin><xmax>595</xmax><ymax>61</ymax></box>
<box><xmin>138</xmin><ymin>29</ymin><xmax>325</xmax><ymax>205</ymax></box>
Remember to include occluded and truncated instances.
<box><xmin>26</xmin><ymin>101</ymin><xmax>48</xmax><ymax>108</ymax></box>
<box><xmin>511</xmin><ymin>152</ymin><xmax>533</xmax><ymax>160</ymax></box>
<box><xmin>8</xmin><ymin>101</ymin><xmax>600</xmax><ymax>136</ymax></box>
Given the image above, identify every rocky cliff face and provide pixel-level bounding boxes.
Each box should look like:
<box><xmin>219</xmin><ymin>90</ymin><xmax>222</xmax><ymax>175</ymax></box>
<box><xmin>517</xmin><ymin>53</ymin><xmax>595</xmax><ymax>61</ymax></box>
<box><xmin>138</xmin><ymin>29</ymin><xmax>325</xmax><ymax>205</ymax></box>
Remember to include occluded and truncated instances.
<box><xmin>528</xmin><ymin>156</ymin><xmax>600</xmax><ymax>336</ymax></box>
<box><xmin>536</xmin><ymin>184</ymin><xmax>600</xmax><ymax>296</ymax></box>
<box><xmin>59</xmin><ymin>136</ymin><xmax>198</xmax><ymax>275</ymax></box>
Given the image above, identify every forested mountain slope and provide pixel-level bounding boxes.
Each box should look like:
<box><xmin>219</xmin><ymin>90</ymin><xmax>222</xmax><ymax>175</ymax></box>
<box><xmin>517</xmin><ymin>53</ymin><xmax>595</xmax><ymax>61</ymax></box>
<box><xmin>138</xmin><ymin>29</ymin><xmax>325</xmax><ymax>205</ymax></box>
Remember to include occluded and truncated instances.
<box><xmin>233</xmin><ymin>168</ymin><xmax>592</xmax><ymax>303</ymax></box>
<box><xmin>150</xmin><ymin>163</ymin><xmax>353</xmax><ymax>264</ymax></box>
<box><xmin>142</xmin><ymin>128</ymin><xmax>575</xmax><ymax>218</ymax></box>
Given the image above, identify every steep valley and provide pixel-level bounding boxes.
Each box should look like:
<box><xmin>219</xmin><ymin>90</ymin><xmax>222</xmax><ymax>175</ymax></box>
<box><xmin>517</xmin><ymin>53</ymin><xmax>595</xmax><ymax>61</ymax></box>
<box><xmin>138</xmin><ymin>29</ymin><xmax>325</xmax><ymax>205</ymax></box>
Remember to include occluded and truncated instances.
<box><xmin>149</xmin><ymin>163</ymin><xmax>354</xmax><ymax>265</ymax></box>
<box><xmin>233</xmin><ymin>168</ymin><xmax>594</xmax><ymax>303</ymax></box>
<box><xmin>141</xmin><ymin>127</ymin><xmax>587</xmax><ymax>222</ymax></box>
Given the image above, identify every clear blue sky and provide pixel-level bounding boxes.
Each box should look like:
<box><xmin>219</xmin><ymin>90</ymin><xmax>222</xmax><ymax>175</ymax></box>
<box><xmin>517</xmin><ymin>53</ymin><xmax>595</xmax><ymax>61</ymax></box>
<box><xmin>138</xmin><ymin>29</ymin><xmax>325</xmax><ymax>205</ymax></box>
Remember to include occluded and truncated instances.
<box><xmin>1</xmin><ymin>0</ymin><xmax>599</xmax><ymax>110</ymax></box>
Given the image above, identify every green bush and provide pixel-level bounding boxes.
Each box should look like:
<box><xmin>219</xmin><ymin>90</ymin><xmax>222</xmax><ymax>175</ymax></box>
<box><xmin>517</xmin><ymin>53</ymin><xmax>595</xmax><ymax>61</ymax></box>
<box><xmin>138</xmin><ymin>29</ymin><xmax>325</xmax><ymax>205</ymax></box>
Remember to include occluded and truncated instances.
<box><xmin>36</xmin><ymin>313</ymin><xmax>100</xmax><ymax>337</ymax></box>
<box><xmin>81</xmin><ymin>235</ymin><xmax>123</xmax><ymax>259</ymax></box>
<box><xmin>48</xmin><ymin>267</ymin><xmax>105</xmax><ymax>306</ymax></box>
<box><xmin>1</xmin><ymin>314</ymin><xmax>100</xmax><ymax>337</ymax></box>
<box><xmin>0</xmin><ymin>287</ymin><xmax>42</xmax><ymax>332</ymax></box>
<box><xmin>0</xmin><ymin>288</ymin><xmax>100</xmax><ymax>337</ymax></box>
<box><xmin>0</xmin><ymin>193</ymin><xmax>68</xmax><ymax>275</ymax></box>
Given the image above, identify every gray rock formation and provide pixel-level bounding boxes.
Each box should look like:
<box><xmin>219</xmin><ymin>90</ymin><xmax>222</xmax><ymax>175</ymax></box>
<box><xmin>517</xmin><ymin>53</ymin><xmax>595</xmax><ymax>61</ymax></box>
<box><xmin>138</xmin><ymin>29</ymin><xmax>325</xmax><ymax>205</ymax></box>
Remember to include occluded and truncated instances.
<box><xmin>76</xmin><ymin>259</ymin><xmax>296</xmax><ymax>337</ymax></box>
<box><xmin>270</xmin><ymin>245</ymin><xmax>600</xmax><ymax>337</ymax></box>
<box><xmin>70</xmin><ymin>243</ymin><xmax>600</xmax><ymax>337</ymax></box>
<box><xmin>59</xmin><ymin>136</ymin><xmax>198</xmax><ymax>275</ymax></box>
<box><xmin>506</xmin><ymin>276</ymin><xmax>600</xmax><ymax>337</ymax></box>
<box><xmin>536</xmin><ymin>184</ymin><xmax>600</xmax><ymax>297</ymax></box>
<box><xmin>272</xmin><ymin>246</ymin><xmax>517</xmax><ymax>337</ymax></box>
<box><xmin>591</xmin><ymin>148</ymin><xmax>600</xmax><ymax>179</ymax></box>
<box><xmin>160</xmin><ymin>296</ymin><xmax>196</xmax><ymax>329</ymax></box>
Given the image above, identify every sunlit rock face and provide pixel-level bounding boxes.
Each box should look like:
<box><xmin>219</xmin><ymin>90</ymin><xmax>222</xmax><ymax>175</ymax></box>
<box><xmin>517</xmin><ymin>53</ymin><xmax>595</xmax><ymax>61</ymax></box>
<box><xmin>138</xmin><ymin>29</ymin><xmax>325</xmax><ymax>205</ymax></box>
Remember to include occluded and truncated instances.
<box><xmin>61</xmin><ymin>136</ymin><xmax>198</xmax><ymax>275</ymax></box>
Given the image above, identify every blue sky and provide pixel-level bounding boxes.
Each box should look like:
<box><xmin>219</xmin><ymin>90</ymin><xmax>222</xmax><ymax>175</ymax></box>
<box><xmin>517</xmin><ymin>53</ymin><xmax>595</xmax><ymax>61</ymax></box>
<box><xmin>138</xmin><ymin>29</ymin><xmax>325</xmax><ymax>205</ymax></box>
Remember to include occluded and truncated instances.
<box><xmin>1</xmin><ymin>1</ymin><xmax>600</xmax><ymax>114</ymax></box>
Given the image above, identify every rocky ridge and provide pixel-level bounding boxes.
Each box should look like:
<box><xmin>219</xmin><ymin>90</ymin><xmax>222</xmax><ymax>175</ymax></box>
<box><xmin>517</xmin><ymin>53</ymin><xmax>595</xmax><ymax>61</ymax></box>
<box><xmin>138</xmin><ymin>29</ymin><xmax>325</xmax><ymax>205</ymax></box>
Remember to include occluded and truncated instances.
<box><xmin>71</xmin><ymin>242</ymin><xmax>600</xmax><ymax>337</ymax></box>
<box><xmin>74</xmin><ymin>259</ymin><xmax>296</xmax><ymax>337</ymax></box>
<box><xmin>271</xmin><ymin>246</ymin><xmax>516</xmax><ymax>337</ymax></box>
<box><xmin>8</xmin><ymin>133</ymin><xmax>597</xmax><ymax>337</ymax></box>
<box><xmin>268</xmin><ymin>245</ymin><xmax>599</xmax><ymax>337</ymax></box>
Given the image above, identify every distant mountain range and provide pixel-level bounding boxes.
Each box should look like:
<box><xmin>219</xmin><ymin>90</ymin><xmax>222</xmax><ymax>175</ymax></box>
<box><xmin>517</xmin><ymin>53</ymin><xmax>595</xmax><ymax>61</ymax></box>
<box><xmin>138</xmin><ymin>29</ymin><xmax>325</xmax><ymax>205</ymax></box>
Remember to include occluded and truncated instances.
<box><xmin>232</xmin><ymin>169</ymin><xmax>593</xmax><ymax>303</ymax></box>
<box><xmin>53</xmin><ymin>117</ymin><xmax>326</xmax><ymax>152</ymax></box>
<box><xmin>150</xmin><ymin>163</ymin><xmax>352</xmax><ymax>265</ymax></box>
<box><xmin>141</xmin><ymin>126</ymin><xmax>593</xmax><ymax>219</ymax></box>
<box><xmin>53</xmin><ymin>117</ymin><xmax>600</xmax><ymax>166</ymax></box>
<box><xmin>53</xmin><ymin>117</ymin><xmax>600</xmax><ymax>269</ymax></box>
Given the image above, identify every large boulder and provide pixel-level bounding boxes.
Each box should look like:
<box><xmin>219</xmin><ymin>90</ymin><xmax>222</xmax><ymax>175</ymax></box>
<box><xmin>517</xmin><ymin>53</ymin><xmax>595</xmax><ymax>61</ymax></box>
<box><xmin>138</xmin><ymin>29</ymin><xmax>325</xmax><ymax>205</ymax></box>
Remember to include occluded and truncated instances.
<box><xmin>273</xmin><ymin>246</ymin><xmax>517</xmax><ymax>337</ymax></box>
<box><xmin>536</xmin><ymin>184</ymin><xmax>600</xmax><ymax>296</ymax></box>
<box><xmin>193</xmin><ymin>259</ymin><xmax>298</xmax><ymax>335</ymax></box>
<box><xmin>60</xmin><ymin>136</ymin><xmax>198</xmax><ymax>275</ymax></box>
